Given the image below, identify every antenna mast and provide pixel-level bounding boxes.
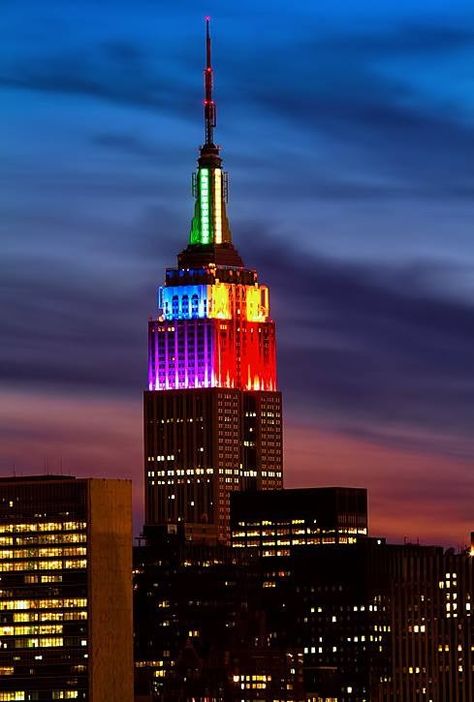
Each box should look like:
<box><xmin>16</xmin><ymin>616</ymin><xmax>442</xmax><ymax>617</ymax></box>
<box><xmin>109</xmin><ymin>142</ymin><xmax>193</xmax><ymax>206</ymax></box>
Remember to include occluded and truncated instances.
<box><xmin>204</xmin><ymin>17</ymin><xmax>216</xmax><ymax>146</ymax></box>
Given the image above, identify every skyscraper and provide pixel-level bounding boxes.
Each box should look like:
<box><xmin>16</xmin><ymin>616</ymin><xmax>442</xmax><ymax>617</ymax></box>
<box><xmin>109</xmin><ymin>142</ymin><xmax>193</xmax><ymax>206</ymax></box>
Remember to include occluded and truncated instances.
<box><xmin>0</xmin><ymin>476</ymin><xmax>133</xmax><ymax>702</ymax></box>
<box><xmin>143</xmin><ymin>20</ymin><xmax>283</xmax><ymax>543</ymax></box>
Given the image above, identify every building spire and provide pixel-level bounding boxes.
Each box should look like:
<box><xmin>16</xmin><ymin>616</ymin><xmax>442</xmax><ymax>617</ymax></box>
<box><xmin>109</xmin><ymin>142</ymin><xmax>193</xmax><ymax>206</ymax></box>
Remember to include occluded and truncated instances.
<box><xmin>204</xmin><ymin>17</ymin><xmax>216</xmax><ymax>146</ymax></box>
<box><xmin>182</xmin><ymin>18</ymin><xmax>244</xmax><ymax>267</ymax></box>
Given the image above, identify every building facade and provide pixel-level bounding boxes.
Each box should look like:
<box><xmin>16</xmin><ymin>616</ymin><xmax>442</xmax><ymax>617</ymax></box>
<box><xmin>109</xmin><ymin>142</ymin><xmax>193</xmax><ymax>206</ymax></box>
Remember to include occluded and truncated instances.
<box><xmin>143</xmin><ymin>20</ymin><xmax>282</xmax><ymax>543</ymax></box>
<box><xmin>0</xmin><ymin>476</ymin><xmax>133</xmax><ymax>702</ymax></box>
<box><xmin>231</xmin><ymin>487</ymin><xmax>368</xmax><ymax>557</ymax></box>
<box><xmin>382</xmin><ymin>543</ymin><xmax>473</xmax><ymax>702</ymax></box>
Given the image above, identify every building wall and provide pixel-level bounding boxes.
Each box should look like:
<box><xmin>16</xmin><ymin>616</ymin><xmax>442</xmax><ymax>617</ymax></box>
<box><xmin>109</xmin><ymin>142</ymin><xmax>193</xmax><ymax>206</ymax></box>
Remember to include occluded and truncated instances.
<box><xmin>243</xmin><ymin>391</ymin><xmax>283</xmax><ymax>491</ymax></box>
<box><xmin>88</xmin><ymin>479</ymin><xmax>133</xmax><ymax>702</ymax></box>
<box><xmin>383</xmin><ymin>544</ymin><xmax>473</xmax><ymax>702</ymax></box>
<box><xmin>144</xmin><ymin>388</ymin><xmax>283</xmax><ymax>543</ymax></box>
<box><xmin>0</xmin><ymin>477</ymin><xmax>90</xmax><ymax>700</ymax></box>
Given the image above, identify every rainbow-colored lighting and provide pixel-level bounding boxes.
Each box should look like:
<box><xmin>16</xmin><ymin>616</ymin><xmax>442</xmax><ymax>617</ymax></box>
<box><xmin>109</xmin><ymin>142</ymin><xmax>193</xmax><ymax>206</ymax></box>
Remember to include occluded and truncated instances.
<box><xmin>159</xmin><ymin>282</ymin><xmax>269</xmax><ymax>322</ymax></box>
<box><xmin>148</xmin><ymin>280</ymin><xmax>276</xmax><ymax>392</ymax></box>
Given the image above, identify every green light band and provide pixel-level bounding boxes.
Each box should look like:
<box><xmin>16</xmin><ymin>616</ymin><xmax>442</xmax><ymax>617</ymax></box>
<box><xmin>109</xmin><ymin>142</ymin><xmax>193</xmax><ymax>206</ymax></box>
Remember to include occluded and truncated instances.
<box><xmin>200</xmin><ymin>169</ymin><xmax>210</xmax><ymax>244</ymax></box>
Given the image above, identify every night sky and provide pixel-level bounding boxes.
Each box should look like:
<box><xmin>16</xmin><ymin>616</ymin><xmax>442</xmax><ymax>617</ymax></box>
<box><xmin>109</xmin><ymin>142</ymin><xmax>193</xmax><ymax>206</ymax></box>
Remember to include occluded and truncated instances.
<box><xmin>2</xmin><ymin>1</ymin><xmax>473</xmax><ymax>546</ymax></box>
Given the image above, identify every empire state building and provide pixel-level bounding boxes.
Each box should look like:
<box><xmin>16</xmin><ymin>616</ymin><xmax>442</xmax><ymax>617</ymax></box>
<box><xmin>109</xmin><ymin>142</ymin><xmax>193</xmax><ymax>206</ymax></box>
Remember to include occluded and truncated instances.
<box><xmin>144</xmin><ymin>20</ymin><xmax>283</xmax><ymax>543</ymax></box>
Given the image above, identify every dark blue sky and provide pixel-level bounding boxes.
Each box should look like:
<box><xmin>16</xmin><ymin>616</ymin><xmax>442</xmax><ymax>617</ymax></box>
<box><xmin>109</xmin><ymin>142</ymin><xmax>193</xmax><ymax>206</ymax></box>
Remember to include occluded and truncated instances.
<box><xmin>1</xmin><ymin>1</ymin><xmax>473</xmax><ymax>544</ymax></box>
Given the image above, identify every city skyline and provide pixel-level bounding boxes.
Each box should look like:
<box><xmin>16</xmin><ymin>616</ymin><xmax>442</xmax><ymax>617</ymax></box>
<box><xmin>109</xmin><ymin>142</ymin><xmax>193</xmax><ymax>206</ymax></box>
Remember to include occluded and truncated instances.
<box><xmin>2</xmin><ymin>1</ymin><xmax>474</xmax><ymax>547</ymax></box>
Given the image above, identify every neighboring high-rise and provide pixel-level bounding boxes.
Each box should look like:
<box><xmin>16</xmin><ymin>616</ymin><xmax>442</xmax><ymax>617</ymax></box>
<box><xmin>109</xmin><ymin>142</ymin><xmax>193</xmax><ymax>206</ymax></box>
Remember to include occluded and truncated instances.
<box><xmin>0</xmin><ymin>476</ymin><xmax>133</xmax><ymax>702</ymax></box>
<box><xmin>143</xmin><ymin>20</ymin><xmax>283</xmax><ymax>543</ymax></box>
<box><xmin>231</xmin><ymin>487</ymin><xmax>369</xmax><ymax>556</ymax></box>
